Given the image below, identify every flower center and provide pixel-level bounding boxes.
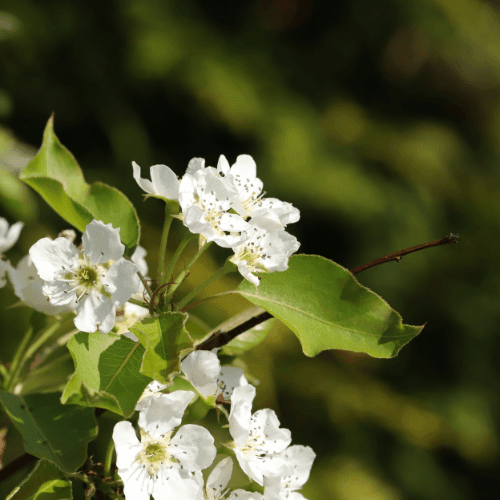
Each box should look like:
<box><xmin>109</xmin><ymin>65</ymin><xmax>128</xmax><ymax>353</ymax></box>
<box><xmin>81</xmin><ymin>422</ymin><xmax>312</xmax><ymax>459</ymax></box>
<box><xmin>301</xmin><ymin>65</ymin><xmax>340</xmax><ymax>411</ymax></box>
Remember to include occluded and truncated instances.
<box><xmin>136</xmin><ymin>431</ymin><xmax>178</xmax><ymax>479</ymax></box>
<box><xmin>59</xmin><ymin>253</ymin><xmax>108</xmax><ymax>302</ymax></box>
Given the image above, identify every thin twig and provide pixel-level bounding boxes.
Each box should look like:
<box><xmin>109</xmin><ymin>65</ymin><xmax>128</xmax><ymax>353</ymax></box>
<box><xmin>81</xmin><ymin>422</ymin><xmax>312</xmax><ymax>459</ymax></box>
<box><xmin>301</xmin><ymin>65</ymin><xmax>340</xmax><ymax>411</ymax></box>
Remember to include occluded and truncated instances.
<box><xmin>195</xmin><ymin>234</ymin><xmax>459</xmax><ymax>352</ymax></box>
<box><xmin>349</xmin><ymin>233</ymin><xmax>459</xmax><ymax>275</ymax></box>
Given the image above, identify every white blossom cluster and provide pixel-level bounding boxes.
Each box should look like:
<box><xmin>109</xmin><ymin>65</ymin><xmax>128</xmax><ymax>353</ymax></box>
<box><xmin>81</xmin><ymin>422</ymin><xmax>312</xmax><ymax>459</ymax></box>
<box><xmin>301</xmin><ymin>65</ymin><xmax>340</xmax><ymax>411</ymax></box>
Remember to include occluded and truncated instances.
<box><xmin>113</xmin><ymin>350</ymin><xmax>315</xmax><ymax>500</ymax></box>
<box><xmin>133</xmin><ymin>155</ymin><xmax>300</xmax><ymax>285</ymax></box>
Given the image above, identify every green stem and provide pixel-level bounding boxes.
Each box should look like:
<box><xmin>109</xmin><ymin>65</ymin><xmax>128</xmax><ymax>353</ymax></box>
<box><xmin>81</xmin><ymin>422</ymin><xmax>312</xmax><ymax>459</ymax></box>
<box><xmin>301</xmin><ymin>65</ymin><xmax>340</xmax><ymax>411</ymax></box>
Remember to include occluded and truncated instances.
<box><xmin>157</xmin><ymin>205</ymin><xmax>174</xmax><ymax>285</ymax></box>
<box><xmin>163</xmin><ymin>231</ymin><xmax>196</xmax><ymax>292</ymax></box>
<box><xmin>176</xmin><ymin>260</ymin><xmax>237</xmax><ymax>311</ymax></box>
<box><xmin>137</xmin><ymin>271</ymin><xmax>153</xmax><ymax>300</ymax></box>
<box><xmin>7</xmin><ymin>316</ymin><xmax>73</xmax><ymax>392</ymax></box>
<box><xmin>165</xmin><ymin>241</ymin><xmax>213</xmax><ymax>304</ymax></box>
<box><xmin>104</xmin><ymin>435</ymin><xmax>115</xmax><ymax>474</ymax></box>
<box><xmin>127</xmin><ymin>297</ymin><xmax>149</xmax><ymax>308</ymax></box>
<box><xmin>4</xmin><ymin>325</ymin><xmax>34</xmax><ymax>390</ymax></box>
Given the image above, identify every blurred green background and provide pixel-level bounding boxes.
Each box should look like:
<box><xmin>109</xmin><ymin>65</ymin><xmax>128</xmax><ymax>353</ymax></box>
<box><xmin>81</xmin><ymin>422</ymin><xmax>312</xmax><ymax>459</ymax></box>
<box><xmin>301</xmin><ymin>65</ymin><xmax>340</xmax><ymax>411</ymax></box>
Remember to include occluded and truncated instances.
<box><xmin>1</xmin><ymin>0</ymin><xmax>499</xmax><ymax>498</ymax></box>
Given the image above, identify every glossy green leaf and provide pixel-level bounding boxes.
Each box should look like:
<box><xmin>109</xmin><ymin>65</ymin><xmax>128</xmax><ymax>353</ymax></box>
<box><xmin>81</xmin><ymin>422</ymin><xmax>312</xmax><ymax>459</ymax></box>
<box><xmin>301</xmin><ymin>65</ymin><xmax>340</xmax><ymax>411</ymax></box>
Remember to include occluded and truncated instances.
<box><xmin>0</xmin><ymin>391</ymin><xmax>97</xmax><ymax>473</ymax></box>
<box><xmin>6</xmin><ymin>459</ymin><xmax>72</xmax><ymax>500</ymax></box>
<box><xmin>129</xmin><ymin>312</ymin><xmax>192</xmax><ymax>383</ymax></box>
<box><xmin>61</xmin><ymin>332</ymin><xmax>152</xmax><ymax>417</ymax></box>
<box><xmin>236</xmin><ymin>255</ymin><xmax>424</xmax><ymax>358</ymax></box>
<box><xmin>20</xmin><ymin>116</ymin><xmax>140</xmax><ymax>254</ymax></box>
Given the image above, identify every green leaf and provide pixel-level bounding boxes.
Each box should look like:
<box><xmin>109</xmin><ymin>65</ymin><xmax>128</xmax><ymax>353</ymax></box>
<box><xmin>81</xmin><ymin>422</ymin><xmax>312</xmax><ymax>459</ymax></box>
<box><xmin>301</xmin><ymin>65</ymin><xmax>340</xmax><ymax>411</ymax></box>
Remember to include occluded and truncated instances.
<box><xmin>61</xmin><ymin>332</ymin><xmax>152</xmax><ymax>417</ymax></box>
<box><xmin>236</xmin><ymin>255</ymin><xmax>424</xmax><ymax>358</ymax></box>
<box><xmin>20</xmin><ymin>116</ymin><xmax>140</xmax><ymax>254</ymax></box>
<box><xmin>0</xmin><ymin>391</ymin><xmax>97</xmax><ymax>473</ymax></box>
<box><xmin>6</xmin><ymin>459</ymin><xmax>72</xmax><ymax>500</ymax></box>
<box><xmin>129</xmin><ymin>312</ymin><xmax>192</xmax><ymax>383</ymax></box>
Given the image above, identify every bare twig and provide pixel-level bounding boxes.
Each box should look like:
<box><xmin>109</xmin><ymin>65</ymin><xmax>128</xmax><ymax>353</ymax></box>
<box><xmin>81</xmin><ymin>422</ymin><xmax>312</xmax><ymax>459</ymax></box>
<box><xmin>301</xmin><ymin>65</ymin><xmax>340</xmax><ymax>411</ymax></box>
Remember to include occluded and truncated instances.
<box><xmin>349</xmin><ymin>233</ymin><xmax>459</xmax><ymax>275</ymax></box>
<box><xmin>195</xmin><ymin>234</ymin><xmax>459</xmax><ymax>352</ymax></box>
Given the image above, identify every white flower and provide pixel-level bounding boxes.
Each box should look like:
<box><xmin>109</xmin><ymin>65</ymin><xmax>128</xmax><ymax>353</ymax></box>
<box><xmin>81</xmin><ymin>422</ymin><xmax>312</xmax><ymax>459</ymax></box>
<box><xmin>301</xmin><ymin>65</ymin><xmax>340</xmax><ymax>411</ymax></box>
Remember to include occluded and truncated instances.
<box><xmin>198</xmin><ymin>457</ymin><xmax>264</xmax><ymax>500</ymax></box>
<box><xmin>181</xmin><ymin>351</ymin><xmax>248</xmax><ymax>402</ymax></box>
<box><xmin>179</xmin><ymin>168</ymin><xmax>251</xmax><ymax>248</ymax></box>
<box><xmin>228</xmin><ymin>385</ymin><xmax>292</xmax><ymax>486</ymax></box>
<box><xmin>29</xmin><ymin>220</ymin><xmax>140</xmax><ymax>334</ymax></box>
<box><xmin>8</xmin><ymin>255</ymin><xmax>77</xmax><ymax>315</ymax></box>
<box><xmin>216</xmin><ymin>155</ymin><xmax>300</xmax><ymax>226</ymax></box>
<box><xmin>263</xmin><ymin>445</ymin><xmax>316</xmax><ymax>500</ymax></box>
<box><xmin>113</xmin><ymin>390</ymin><xmax>216</xmax><ymax>500</ymax></box>
<box><xmin>0</xmin><ymin>217</ymin><xmax>23</xmax><ymax>253</ymax></box>
<box><xmin>133</xmin><ymin>161</ymin><xmax>180</xmax><ymax>200</ymax></box>
<box><xmin>230</xmin><ymin>217</ymin><xmax>300</xmax><ymax>286</ymax></box>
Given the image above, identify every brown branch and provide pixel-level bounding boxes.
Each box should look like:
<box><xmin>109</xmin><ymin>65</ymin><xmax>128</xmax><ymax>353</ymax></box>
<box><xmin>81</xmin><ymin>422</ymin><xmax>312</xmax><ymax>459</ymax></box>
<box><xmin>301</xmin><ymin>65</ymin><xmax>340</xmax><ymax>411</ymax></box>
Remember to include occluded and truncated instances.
<box><xmin>349</xmin><ymin>233</ymin><xmax>459</xmax><ymax>275</ymax></box>
<box><xmin>195</xmin><ymin>233</ymin><xmax>459</xmax><ymax>352</ymax></box>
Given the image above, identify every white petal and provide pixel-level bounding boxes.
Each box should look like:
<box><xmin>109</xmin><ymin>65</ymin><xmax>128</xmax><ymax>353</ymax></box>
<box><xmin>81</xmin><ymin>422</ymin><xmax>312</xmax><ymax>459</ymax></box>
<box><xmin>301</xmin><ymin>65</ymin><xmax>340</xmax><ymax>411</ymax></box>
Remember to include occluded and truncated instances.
<box><xmin>150</xmin><ymin>164</ymin><xmax>180</xmax><ymax>200</ymax></box>
<box><xmin>29</xmin><ymin>237</ymin><xmax>78</xmax><ymax>281</ymax></box>
<box><xmin>183</xmin><ymin>205</ymin><xmax>211</xmax><ymax>235</ymax></box>
<box><xmin>12</xmin><ymin>261</ymin><xmax>78</xmax><ymax>314</ymax></box>
<box><xmin>237</xmin><ymin>262</ymin><xmax>260</xmax><ymax>286</ymax></box>
<box><xmin>153</xmin><ymin>467</ymin><xmax>204</xmax><ymax>500</ymax></box>
<box><xmin>228</xmin><ymin>490</ymin><xmax>264</xmax><ymax>500</ymax></box>
<box><xmin>131</xmin><ymin>245</ymin><xmax>149</xmax><ymax>276</ymax></box>
<box><xmin>217</xmin><ymin>366</ymin><xmax>248</xmax><ymax>400</ymax></box>
<box><xmin>250</xmin><ymin>409</ymin><xmax>291</xmax><ymax>455</ymax></box>
<box><xmin>132</xmin><ymin>161</ymin><xmax>155</xmax><ymax>194</ymax></box>
<box><xmin>112</xmin><ymin>421</ymin><xmax>142</xmax><ymax>469</ymax></box>
<box><xmin>0</xmin><ymin>220</ymin><xmax>23</xmax><ymax>253</ymax></box>
<box><xmin>258</xmin><ymin>199</ymin><xmax>300</xmax><ymax>226</ymax></box>
<box><xmin>229</xmin><ymin>385</ymin><xmax>256</xmax><ymax>448</ymax></box>
<box><xmin>181</xmin><ymin>350</ymin><xmax>220</xmax><ymax>398</ymax></box>
<box><xmin>230</xmin><ymin>155</ymin><xmax>257</xmax><ymax>180</ymax></box>
<box><xmin>279</xmin><ymin>445</ymin><xmax>316</xmax><ymax>490</ymax></box>
<box><xmin>179</xmin><ymin>173</ymin><xmax>198</xmax><ymax>212</ymax></box>
<box><xmin>263</xmin><ymin>476</ymin><xmax>282</xmax><ymax>500</ymax></box>
<box><xmin>170</xmin><ymin>424</ymin><xmax>216</xmax><ymax>471</ymax></box>
<box><xmin>42</xmin><ymin>280</ymin><xmax>77</xmax><ymax>306</ymax></box>
<box><xmin>138</xmin><ymin>390</ymin><xmax>195</xmax><ymax>438</ymax></box>
<box><xmin>233</xmin><ymin>449</ymin><xmax>264</xmax><ymax>485</ymax></box>
<box><xmin>82</xmin><ymin>220</ymin><xmax>125</xmax><ymax>264</ymax></box>
<box><xmin>217</xmin><ymin>155</ymin><xmax>231</xmax><ymax>176</ymax></box>
<box><xmin>118</xmin><ymin>462</ymin><xmax>152</xmax><ymax>500</ymax></box>
<box><xmin>186</xmin><ymin>157</ymin><xmax>205</xmax><ymax>176</ymax></box>
<box><xmin>210</xmin><ymin>232</ymin><xmax>249</xmax><ymax>249</ymax></box>
<box><xmin>207</xmin><ymin>457</ymin><xmax>233</xmax><ymax>499</ymax></box>
<box><xmin>219</xmin><ymin>213</ymin><xmax>251</xmax><ymax>233</ymax></box>
<box><xmin>74</xmin><ymin>293</ymin><xmax>115</xmax><ymax>334</ymax></box>
<box><xmin>104</xmin><ymin>258</ymin><xmax>140</xmax><ymax>306</ymax></box>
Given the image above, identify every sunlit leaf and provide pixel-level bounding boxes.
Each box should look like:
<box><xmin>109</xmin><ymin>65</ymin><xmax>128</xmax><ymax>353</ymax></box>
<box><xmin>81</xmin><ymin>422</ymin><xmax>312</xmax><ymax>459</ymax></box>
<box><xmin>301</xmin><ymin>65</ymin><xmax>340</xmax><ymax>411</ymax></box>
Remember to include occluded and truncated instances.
<box><xmin>237</xmin><ymin>255</ymin><xmax>423</xmax><ymax>358</ymax></box>
<box><xmin>61</xmin><ymin>332</ymin><xmax>152</xmax><ymax>417</ymax></box>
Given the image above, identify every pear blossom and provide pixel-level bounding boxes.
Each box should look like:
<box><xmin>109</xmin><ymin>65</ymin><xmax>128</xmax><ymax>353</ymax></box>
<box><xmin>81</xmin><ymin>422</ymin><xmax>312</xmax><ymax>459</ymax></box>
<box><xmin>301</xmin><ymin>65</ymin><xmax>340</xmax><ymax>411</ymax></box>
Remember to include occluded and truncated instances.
<box><xmin>228</xmin><ymin>385</ymin><xmax>293</xmax><ymax>486</ymax></box>
<box><xmin>181</xmin><ymin>350</ymin><xmax>248</xmax><ymax>403</ymax></box>
<box><xmin>263</xmin><ymin>445</ymin><xmax>316</xmax><ymax>500</ymax></box>
<box><xmin>0</xmin><ymin>217</ymin><xmax>23</xmax><ymax>253</ymax></box>
<box><xmin>29</xmin><ymin>220</ymin><xmax>140</xmax><ymax>334</ymax></box>
<box><xmin>133</xmin><ymin>161</ymin><xmax>180</xmax><ymax>200</ymax></box>
<box><xmin>8</xmin><ymin>255</ymin><xmax>77</xmax><ymax>315</ymax></box>
<box><xmin>197</xmin><ymin>457</ymin><xmax>263</xmax><ymax>500</ymax></box>
<box><xmin>216</xmin><ymin>155</ymin><xmax>299</xmax><ymax>226</ymax></box>
<box><xmin>178</xmin><ymin>168</ymin><xmax>251</xmax><ymax>248</ymax></box>
<box><xmin>113</xmin><ymin>390</ymin><xmax>216</xmax><ymax>500</ymax></box>
<box><xmin>230</xmin><ymin>217</ymin><xmax>300</xmax><ymax>286</ymax></box>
